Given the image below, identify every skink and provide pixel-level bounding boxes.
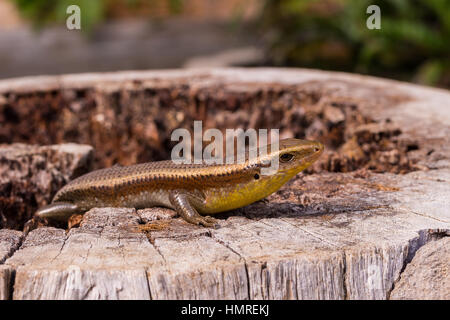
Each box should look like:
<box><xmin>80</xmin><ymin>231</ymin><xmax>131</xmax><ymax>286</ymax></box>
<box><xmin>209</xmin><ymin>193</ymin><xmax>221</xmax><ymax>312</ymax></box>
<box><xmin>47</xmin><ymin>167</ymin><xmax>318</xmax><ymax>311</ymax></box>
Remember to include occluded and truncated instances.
<box><xmin>36</xmin><ymin>138</ymin><xmax>324</xmax><ymax>227</ymax></box>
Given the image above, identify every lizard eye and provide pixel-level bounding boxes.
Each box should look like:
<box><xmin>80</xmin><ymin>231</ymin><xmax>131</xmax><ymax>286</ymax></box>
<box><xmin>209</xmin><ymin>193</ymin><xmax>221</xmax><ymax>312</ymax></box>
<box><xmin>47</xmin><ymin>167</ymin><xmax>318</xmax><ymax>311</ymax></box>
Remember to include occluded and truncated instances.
<box><xmin>280</xmin><ymin>153</ymin><xmax>294</xmax><ymax>162</ymax></box>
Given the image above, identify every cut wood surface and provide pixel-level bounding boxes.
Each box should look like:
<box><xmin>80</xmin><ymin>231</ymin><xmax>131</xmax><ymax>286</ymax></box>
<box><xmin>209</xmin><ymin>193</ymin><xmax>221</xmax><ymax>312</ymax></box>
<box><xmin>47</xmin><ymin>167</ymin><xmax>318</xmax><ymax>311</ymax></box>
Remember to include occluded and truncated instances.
<box><xmin>0</xmin><ymin>68</ymin><xmax>449</xmax><ymax>300</ymax></box>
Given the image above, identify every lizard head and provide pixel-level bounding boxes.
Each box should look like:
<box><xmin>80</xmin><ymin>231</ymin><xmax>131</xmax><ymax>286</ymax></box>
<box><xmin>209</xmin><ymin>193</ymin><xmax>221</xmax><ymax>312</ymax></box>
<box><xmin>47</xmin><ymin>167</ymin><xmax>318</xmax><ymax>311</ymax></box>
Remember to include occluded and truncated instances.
<box><xmin>258</xmin><ymin>138</ymin><xmax>324</xmax><ymax>176</ymax></box>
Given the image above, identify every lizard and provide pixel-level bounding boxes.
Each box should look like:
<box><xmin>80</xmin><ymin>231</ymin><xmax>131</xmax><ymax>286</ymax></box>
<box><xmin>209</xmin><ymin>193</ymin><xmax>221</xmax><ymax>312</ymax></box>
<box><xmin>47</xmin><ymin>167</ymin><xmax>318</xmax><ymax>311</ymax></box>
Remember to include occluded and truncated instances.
<box><xmin>35</xmin><ymin>138</ymin><xmax>324</xmax><ymax>227</ymax></box>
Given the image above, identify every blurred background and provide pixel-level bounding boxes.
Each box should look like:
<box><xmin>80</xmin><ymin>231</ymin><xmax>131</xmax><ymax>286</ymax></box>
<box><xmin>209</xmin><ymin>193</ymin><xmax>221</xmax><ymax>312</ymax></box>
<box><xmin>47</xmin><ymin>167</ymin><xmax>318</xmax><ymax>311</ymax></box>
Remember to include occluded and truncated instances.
<box><xmin>0</xmin><ymin>0</ymin><xmax>449</xmax><ymax>88</ymax></box>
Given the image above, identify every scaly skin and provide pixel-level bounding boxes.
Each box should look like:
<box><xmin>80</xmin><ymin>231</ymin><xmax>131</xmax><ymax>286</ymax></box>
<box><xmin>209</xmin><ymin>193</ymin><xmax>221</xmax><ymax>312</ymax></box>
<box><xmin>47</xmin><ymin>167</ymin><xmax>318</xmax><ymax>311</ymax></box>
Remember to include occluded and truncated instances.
<box><xmin>36</xmin><ymin>138</ymin><xmax>324</xmax><ymax>227</ymax></box>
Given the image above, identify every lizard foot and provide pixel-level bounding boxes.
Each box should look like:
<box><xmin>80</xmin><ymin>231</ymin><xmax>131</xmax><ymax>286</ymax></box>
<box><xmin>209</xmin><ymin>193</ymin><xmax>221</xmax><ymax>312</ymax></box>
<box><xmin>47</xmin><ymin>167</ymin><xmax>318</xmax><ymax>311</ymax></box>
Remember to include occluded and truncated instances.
<box><xmin>193</xmin><ymin>215</ymin><xmax>220</xmax><ymax>229</ymax></box>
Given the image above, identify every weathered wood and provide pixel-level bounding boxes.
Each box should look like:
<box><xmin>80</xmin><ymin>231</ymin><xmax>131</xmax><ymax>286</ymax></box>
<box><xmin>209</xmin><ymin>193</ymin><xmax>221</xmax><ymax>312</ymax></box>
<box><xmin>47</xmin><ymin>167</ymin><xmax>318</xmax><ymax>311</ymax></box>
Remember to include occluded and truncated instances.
<box><xmin>5</xmin><ymin>169</ymin><xmax>449</xmax><ymax>299</ymax></box>
<box><xmin>0</xmin><ymin>229</ymin><xmax>22</xmax><ymax>299</ymax></box>
<box><xmin>0</xmin><ymin>143</ymin><xmax>93</xmax><ymax>229</ymax></box>
<box><xmin>8</xmin><ymin>210</ymin><xmax>157</xmax><ymax>299</ymax></box>
<box><xmin>0</xmin><ymin>265</ymin><xmax>13</xmax><ymax>300</ymax></box>
<box><xmin>0</xmin><ymin>229</ymin><xmax>23</xmax><ymax>264</ymax></box>
<box><xmin>0</xmin><ymin>68</ymin><xmax>449</xmax><ymax>299</ymax></box>
<box><xmin>391</xmin><ymin>237</ymin><xmax>450</xmax><ymax>300</ymax></box>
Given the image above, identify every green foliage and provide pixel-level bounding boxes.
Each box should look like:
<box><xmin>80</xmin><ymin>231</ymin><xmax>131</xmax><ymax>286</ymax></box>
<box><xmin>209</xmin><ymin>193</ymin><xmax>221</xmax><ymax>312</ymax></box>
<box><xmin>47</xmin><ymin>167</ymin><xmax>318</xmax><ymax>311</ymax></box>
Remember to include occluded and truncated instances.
<box><xmin>168</xmin><ymin>0</ymin><xmax>184</xmax><ymax>14</ymax></box>
<box><xmin>13</xmin><ymin>0</ymin><xmax>104</xmax><ymax>32</ymax></box>
<box><xmin>12</xmin><ymin>0</ymin><xmax>186</xmax><ymax>31</ymax></box>
<box><xmin>260</xmin><ymin>0</ymin><xmax>450</xmax><ymax>87</ymax></box>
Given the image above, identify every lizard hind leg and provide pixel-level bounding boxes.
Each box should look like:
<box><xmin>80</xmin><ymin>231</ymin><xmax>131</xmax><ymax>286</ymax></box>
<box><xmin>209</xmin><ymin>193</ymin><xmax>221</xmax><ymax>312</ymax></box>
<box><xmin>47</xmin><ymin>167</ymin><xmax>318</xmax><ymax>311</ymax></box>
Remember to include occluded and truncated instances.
<box><xmin>169</xmin><ymin>191</ymin><xmax>219</xmax><ymax>228</ymax></box>
<box><xmin>35</xmin><ymin>201</ymin><xmax>81</xmax><ymax>222</ymax></box>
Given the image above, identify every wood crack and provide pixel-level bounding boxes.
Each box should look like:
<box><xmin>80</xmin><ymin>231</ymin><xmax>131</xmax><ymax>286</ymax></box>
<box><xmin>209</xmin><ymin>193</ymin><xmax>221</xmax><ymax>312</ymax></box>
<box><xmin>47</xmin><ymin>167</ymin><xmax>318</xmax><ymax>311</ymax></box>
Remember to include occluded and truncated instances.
<box><xmin>209</xmin><ymin>232</ymin><xmax>251</xmax><ymax>300</ymax></box>
<box><xmin>386</xmin><ymin>229</ymin><xmax>450</xmax><ymax>299</ymax></box>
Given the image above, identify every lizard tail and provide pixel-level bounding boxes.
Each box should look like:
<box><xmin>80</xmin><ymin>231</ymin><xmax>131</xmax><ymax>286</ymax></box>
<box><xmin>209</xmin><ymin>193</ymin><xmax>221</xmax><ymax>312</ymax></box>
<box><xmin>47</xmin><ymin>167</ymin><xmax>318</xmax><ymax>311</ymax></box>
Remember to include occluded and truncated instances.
<box><xmin>35</xmin><ymin>202</ymin><xmax>81</xmax><ymax>221</ymax></box>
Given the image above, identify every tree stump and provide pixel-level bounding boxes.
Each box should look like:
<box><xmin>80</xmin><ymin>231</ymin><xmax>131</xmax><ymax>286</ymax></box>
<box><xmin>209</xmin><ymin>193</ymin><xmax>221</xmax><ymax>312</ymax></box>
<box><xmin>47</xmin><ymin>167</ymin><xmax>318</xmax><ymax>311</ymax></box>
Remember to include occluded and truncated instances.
<box><xmin>0</xmin><ymin>68</ymin><xmax>449</xmax><ymax>299</ymax></box>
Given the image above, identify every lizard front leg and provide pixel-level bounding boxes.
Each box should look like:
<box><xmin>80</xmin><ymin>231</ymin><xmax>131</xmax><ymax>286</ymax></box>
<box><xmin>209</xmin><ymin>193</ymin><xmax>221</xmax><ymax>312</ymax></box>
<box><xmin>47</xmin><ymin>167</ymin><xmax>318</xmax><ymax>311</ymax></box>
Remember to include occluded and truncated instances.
<box><xmin>169</xmin><ymin>191</ymin><xmax>219</xmax><ymax>228</ymax></box>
